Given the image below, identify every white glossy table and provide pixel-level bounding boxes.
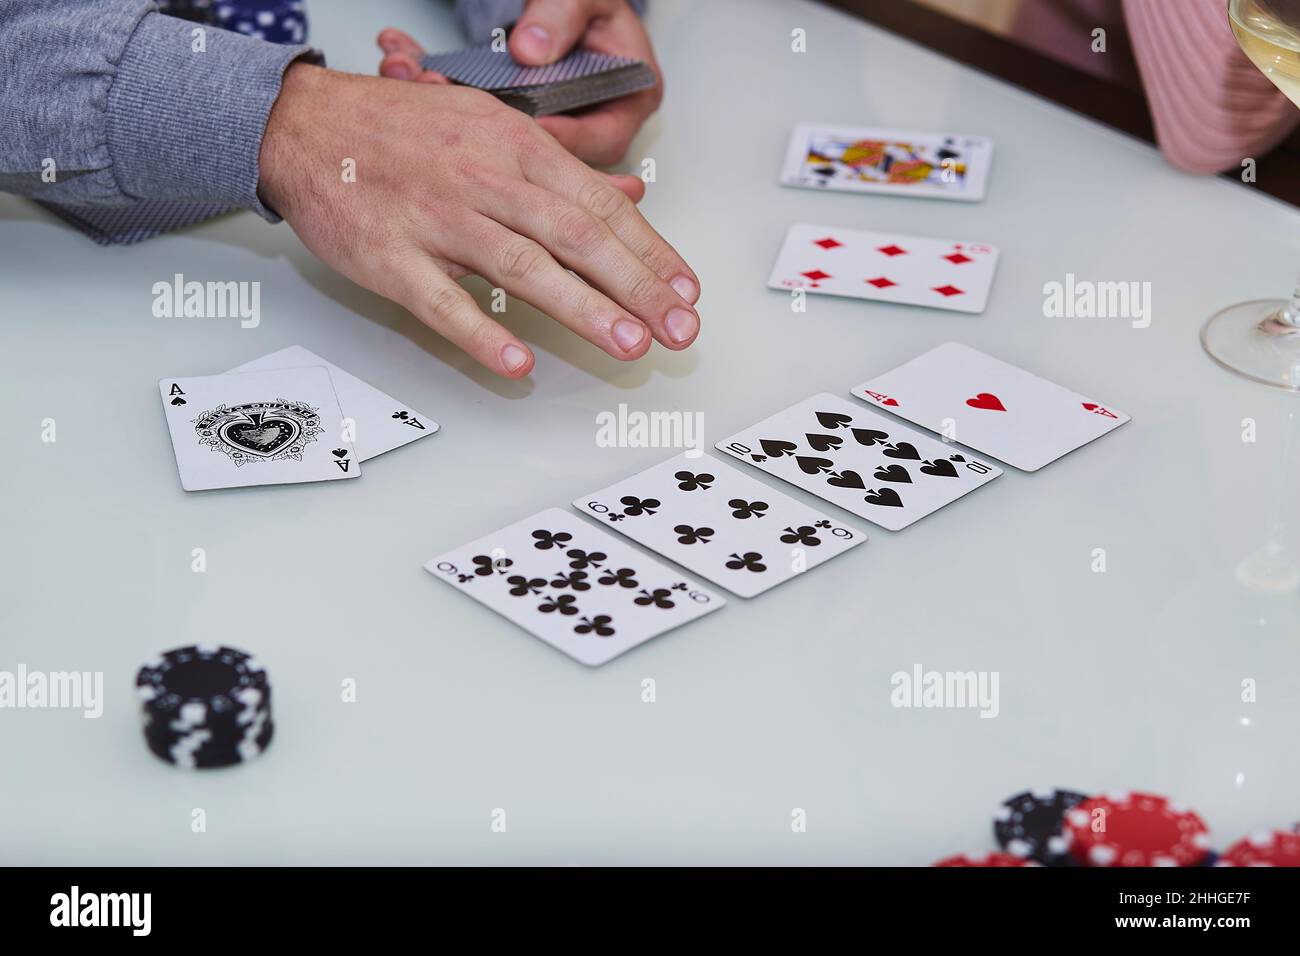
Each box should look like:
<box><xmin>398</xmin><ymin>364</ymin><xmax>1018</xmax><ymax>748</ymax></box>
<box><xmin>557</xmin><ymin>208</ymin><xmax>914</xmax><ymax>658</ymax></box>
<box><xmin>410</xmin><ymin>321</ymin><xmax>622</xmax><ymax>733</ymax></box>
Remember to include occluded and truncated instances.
<box><xmin>3</xmin><ymin>0</ymin><xmax>1299</xmax><ymax>865</ymax></box>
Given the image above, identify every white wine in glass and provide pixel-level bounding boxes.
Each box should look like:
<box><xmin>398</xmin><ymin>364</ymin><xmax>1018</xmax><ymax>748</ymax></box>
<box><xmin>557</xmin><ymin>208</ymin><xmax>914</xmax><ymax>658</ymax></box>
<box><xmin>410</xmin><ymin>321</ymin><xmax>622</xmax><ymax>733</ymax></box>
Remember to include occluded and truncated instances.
<box><xmin>1202</xmin><ymin>0</ymin><xmax>1300</xmax><ymax>388</ymax></box>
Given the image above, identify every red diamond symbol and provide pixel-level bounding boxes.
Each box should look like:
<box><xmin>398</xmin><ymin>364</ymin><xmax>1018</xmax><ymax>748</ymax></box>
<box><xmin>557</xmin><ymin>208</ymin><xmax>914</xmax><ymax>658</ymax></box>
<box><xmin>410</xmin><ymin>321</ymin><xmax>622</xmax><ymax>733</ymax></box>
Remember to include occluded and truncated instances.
<box><xmin>813</xmin><ymin>237</ymin><xmax>842</xmax><ymax>249</ymax></box>
<box><xmin>932</xmin><ymin>284</ymin><xmax>965</xmax><ymax>297</ymax></box>
<box><xmin>877</xmin><ymin>244</ymin><xmax>907</xmax><ymax>257</ymax></box>
<box><xmin>866</xmin><ymin>276</ymin><xmax>897</xmax><ymax>289</ymax></box>
<box><xmin>943</xmin><ymin>252</ymin><xmax>972</xmax><ymax>265</ymax></box>
<box><xmin>802</xmin><ymin>269</ymin><xmax>831</xmax><ymax>282</ymax></box>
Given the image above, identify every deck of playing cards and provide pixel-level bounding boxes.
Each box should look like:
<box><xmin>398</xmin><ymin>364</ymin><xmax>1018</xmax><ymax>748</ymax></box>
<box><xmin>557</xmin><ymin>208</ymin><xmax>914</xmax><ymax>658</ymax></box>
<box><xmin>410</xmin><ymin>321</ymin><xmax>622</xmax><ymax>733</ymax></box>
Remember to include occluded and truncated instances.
<box><xmin>421</xmin><ymin>43</ymin><xmax>657</xmax><ymax>116</ymax></box>
<box><xmin>158</xmin><ymin>346</ymin><xmax>438</xmax><ymax>492</ymax></box>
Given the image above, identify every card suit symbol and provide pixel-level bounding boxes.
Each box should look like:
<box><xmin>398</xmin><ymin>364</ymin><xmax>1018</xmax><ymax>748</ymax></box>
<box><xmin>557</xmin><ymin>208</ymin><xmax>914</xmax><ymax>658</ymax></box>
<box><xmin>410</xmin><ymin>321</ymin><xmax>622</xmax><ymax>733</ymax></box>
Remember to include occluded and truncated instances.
<box><xmin>332</xmin><ymin>448</ymin><xmax>348</xmax><ymax>458</ymax></box>
<box><xmin>1081</xmin><ymin>402</ymin><xmax>1118</xmax><ymax>418</ymax></box>
<box><xmin>170</xmin><ymin>397</ymin><xmax>187</xmax><ymax>406</ymax></box>
<box><xmin>507</xmin><ymin>574</ymin><xmax>547</xmax><ymax>597</ymax></box>
<box><xmin>725</xmin><ymin>552</ymin><xmax>767</xmax><ymax>573</ymax></box>
<box><xmin>877</xmin><ymin>244</ymin><xmax>908</xmax><ymax>257</ymax></box>
<box><xmin>599</xmin><ymin>567</ymin><xmax>638</xmax><ymax>588</ymax></box>
<box><xmin>470</xmin><ymin>554</ymin><xmax>505</xmax><ymax>577</ymax></box>
<box><xmin>814</xmin><ymin>411</ymin><xmax>853</xmax><ymax>430</ymax></box>
<box><xmin>674</xmin><ymin>524</ymin><xmax>714</xmax><ymax>545</ymax></box>
<box><xmin>607</xmin><ymin>514</ymin><xmax>624</xmax><ymax>522</ymax></box>
<box><xmin>873</xmin><ymin>464</ymin><xmax>912</xmax><ymax>483</ymax></box>
<box><xmin>575</xmin><ymin>614</ymin><xmax>615</xmax><ymax>638</ymax></box>
<box><xmin>966</xmin><ymin>393</ymin><xmax>1006</xmax><ymax>412</ymax></box>
<box><xmin>801</xmin><ymin>269</ymin><xmax>831</xmax><ymax>287</ymax></box>
<box><xmin>674</xmin><ymin>470</ymin><xmax>714</xmax><ymax>491</ymax></box>
<box><xmin>392</xmin><ymin>411</ymin><xmax>409</xmax><ymax>420</ymax></box>
<box><xmin>919</xmin><ymin>459</ymin><xmax>959</xmax><ymax>478</ymax></box>
<box><xmin>780</xmin><ymin>525</ymin><xmax>822</xmax><ymax>546</ymax></box>
<box><xmin>883</xmin><ymin>442</ymin><xmax>920</xmax><ymax>460</ymax></box>
<box><xmin>457</xmin><ymin>574</ymin><xmax>473</xmax><ymax>583</ymax></box>
<box><xmin>670</xmin><ymin>582</ymin><xmax>689</xmax><ymax>591</ymax></box>
<box><xmin>220</xmin><ymin>414</ymin><xmax>301</xmax><ymax>458</ymax></box>
<box><xmin>805</xmin><ymin>433</ymin><xmax>843</xmax><ymax>452</ymax></box>
<box><xmin>619</xmin><ymin>495</ymin><xmax>661</xmax><ymax>516</ymax></box>
<box><xmin>813</xmin><ymin>236</ymin><xmax>843</xmax><ymax>249</ymax></box>
<box><xmin>531</xmin><ymin>529</ymin><xmax>574</xmax><ymax>550</ymax></box>
<box><xmin>827</xmin><ymin>470</ymin><xmax>866</xmax><ymax>489</ymax></box>
<box><xmin>866</xmin><ymin>277</ymin><xmax>897</xmax><ymax>289</ymax></box>
<box><xmin>751</xmin><ymin>455</ymin><xmax>768</xmax><ymax>463</ymax></box>
<box><xmin>796</xmin><ymin>455</ymin><xmax>834</xmax><ymax>475</ymax></box>
<box><xmin>932</xmin><ymin>284</ymin><xmax>965</xmax><ymax>297</ymax></box>
<box><xmin>813</xmin><ymin>519</ymin><xmax>831</xmax><ymax>529</ymax></box>
<box><xmin>634</xmin><ymin>587</ymin><xmax>676</xmax><ymax>609</ymax></box>
<box><xmin>550</xmin><ymin>571</ymin><xmax>591</xmax><ymax>592</ymax></box>
<box><xmin>864</xmin><ymin>488</ymin><xmax>904</xmax><ymax>508</ymax></box>
<box><xmin>943</xmin><ymin>252</ymin><xmax>973</xmax><ymax>265</ymax></box>
<box><xmin>949</xmin><ymin>454</ymin><xmax>966</xmax><ymax>462</ymax></box>
<box><xmin>565</xmin><ymin>548</ymin><xmax>606</xmax><ymax>570</ymax></box>
<box><xmin>728</xmin><ymin>498</ymin><xmax>768</xmax><ymax>519</ymax></box>
<box><xmin>538</xmin><ymin>593</ymin><xmax>579</xmax><ymax>615</ymax></box>
<box><xmin>852</xmin><ymin>428</ymin><xmax>890</xmax><ymax>445</ymax></box>
<box><xmin>759</xmin><ymin>439</ymin><xmax>798</xmax><ymax>457</ymax></box>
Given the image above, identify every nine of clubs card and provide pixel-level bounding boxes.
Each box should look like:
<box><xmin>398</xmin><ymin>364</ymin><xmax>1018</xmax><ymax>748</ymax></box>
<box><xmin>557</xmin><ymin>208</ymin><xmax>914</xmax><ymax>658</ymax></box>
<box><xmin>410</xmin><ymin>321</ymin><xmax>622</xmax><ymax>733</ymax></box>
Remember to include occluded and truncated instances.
<box><xmin>573</xmin><ymin>452</ymin><xmax>865</xmax><ymax>597</ymax></box>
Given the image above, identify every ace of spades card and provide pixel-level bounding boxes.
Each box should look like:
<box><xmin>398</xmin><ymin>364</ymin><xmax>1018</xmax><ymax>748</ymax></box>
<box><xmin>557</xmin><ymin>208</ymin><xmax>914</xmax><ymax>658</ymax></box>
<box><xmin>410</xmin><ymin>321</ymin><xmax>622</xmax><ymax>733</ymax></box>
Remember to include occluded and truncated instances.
<box><xmin>426</xmin><ymin>508</ymin><xmax>724</xmax><ymax>666</ymax></box>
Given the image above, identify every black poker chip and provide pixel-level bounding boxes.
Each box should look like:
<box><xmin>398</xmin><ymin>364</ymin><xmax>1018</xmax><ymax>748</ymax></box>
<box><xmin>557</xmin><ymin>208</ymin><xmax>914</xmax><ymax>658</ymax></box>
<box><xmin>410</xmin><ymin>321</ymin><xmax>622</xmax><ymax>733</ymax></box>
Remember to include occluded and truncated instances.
<box><xmin>137</xmin><ymin>645</ymin><xmax>274</xmax><ymax>770</ymax></box>
<box><xmin>993</xmin><ymin>788</ymin><xmax>1090</xmax><ymax>865</ymax></box>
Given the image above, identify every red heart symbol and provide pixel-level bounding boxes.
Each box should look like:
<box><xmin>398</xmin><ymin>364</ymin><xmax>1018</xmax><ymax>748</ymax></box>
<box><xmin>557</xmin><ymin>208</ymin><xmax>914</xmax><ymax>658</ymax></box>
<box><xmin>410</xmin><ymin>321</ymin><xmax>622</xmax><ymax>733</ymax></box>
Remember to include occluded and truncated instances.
<box><xmin>966</xmin><ymin>393</ymin><xmax>1006</xmax><ymax>412</ymax></box>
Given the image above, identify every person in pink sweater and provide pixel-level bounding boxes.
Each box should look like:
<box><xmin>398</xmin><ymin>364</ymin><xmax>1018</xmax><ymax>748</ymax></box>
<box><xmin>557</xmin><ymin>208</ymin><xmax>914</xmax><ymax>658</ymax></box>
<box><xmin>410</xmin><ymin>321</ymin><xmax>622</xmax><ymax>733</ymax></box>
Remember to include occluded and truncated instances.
<box><xmin>1014</xmin><ymin>0</ymin><xmax>1299</xmax><ymax>173</ymax></box>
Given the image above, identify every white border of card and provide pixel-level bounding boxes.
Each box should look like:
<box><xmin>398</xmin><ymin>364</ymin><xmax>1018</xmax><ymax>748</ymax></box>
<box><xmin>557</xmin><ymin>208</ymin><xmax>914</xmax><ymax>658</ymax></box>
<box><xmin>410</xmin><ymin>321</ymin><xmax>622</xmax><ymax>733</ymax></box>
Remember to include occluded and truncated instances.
<box><xmin>159</xmin><ymin>367</ymin><xmax>360</xmax><ymax>492</ymax></box>
<box><xmin>573</xmin><ymin>453</ymin><xmax>865</xmax><ymax>597</ymax></box>
<box><xmin>779</xmin><ymin>123</ymin><xmax>993</xmax><ymax>202</ymax></box>
<box><xmin>715</xmin><ymin>394</ymin><xmax>1001</xmax><ymax>531</ymax></box>
<box><xmin>768</xmin><ymin>223</ymin><xmax>999</xmax><ymax>315</ymax></box>
<box><xmin>426</xmin><ymin>508</ymin><xmax>725</xmax><ymax>666</ymax></box>
<box><xmin>228</xmin><ymin>346</ymin><xmax>439</xmax><ymax>462</ymax></box>
<box><xmin>851</xmin><ymin>342</ymin><xmax>1131</xmax><ymax>472</ymax></box>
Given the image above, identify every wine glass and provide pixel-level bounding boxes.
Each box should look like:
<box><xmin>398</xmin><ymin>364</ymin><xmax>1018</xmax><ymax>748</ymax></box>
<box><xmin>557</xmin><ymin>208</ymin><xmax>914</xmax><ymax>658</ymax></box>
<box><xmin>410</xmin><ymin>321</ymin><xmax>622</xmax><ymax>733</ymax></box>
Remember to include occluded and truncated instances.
<box><xmin>1202</xmin><ymin>0</ymin><xmax>1300</xmax><ymax>389</ymax></box>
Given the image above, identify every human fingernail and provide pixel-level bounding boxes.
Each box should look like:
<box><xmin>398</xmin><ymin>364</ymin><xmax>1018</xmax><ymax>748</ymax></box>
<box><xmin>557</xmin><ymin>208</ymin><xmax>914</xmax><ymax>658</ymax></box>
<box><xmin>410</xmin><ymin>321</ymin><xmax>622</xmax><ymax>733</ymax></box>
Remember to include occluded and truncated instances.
<box><xmin>518</xmin><ymin>24</ymin><xmax>552</xmax><ymax>59</ymax></box>
<box><xmin>502</xmin><ymin>344</ymin><xmax>530</xmax><ymax>372</ymax></box>
<box><xmin>664</xmin><ymin>308</ymin><xmax>698</xmax><ymax>344</ymax></box>
<box><xmin>388</xmin><ymin>61</ymin><xmax>412</xmax><ymax>80</ymax></box>
<box><xmin>670</xmin><ymin>275</ymin><xmax>698</xmax><ymax>304</ymax></box>
<box><xmin>613</xmin><ymin>319</ymin><xmax>646</xmax><ymax>352</ymax></box>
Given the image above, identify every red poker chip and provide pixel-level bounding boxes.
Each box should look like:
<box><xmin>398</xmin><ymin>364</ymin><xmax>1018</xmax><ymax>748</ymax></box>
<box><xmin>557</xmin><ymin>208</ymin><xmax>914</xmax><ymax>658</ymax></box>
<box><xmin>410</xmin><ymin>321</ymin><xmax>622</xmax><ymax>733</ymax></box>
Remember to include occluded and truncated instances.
<box><xmin>1218</xmin><ymin>830</ymin><xmax>1300</xmax><ymax>867</ymax></box>
<box><xmin>933</xmin><ymin>852</ymin><xmax>1040</xmax><ymax>868</ymax></box>
<box><xmin>1064</xmin><ymin>791</ymin><xmax>1210</xmax><ymax>867</ymax></box>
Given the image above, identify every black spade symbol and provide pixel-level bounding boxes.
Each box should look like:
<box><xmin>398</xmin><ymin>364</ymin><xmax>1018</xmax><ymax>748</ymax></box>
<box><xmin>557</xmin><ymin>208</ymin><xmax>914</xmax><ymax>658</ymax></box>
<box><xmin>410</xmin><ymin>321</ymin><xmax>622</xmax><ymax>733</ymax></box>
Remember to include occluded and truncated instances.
<box><xmin>873</xmin><ymin>464</ymin><xmax>912</xmax><ymax>483</ymax></box>
<box><xmin>827</xmin><ymin>470</ymin><xmax>866</xmax><ymax>489</ymax></box>
<box><xmin>920</xmin><ymin>459</ymin><xmax>958</xmax><ymax>478</ymax></box>
<box><xmin>883</xmin><ymin>442</ymin><xmax>921</xmax><ymax>461</ymax></box>
<box><xmin>805</xmin><ymin>433</ymin><xmax>843</xmax><ymax>452</ymax></box>
<box><xmin>864</xmin><ymin>488</ymin><xmax>904</xmax><ymax>508</ymax></box>
<box><xmin>170</xmin><ymin>397</ymin><xmax>187</xmax><ymax>406</ymax></box>
<box><xmin>220</xmin><ymin>416</ymin><xmax>300</xmax><ymax>457</ymax></box>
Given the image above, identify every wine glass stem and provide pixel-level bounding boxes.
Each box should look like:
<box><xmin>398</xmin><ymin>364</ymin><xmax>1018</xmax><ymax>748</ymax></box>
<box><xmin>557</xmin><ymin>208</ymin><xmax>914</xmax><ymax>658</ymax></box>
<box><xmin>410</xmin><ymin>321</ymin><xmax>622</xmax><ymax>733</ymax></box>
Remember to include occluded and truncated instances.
<box><xmin>1281</xmin><ymin>272</ymin><xmax>1300</xmax><ymax>327</ymax></box>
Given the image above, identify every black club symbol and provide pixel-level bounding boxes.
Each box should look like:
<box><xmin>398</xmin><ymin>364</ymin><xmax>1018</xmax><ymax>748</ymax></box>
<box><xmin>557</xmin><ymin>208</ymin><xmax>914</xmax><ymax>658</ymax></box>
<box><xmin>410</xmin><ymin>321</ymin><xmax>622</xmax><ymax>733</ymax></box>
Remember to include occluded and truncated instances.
<box><xmin>619</xmin><ymin>495</ymin><xmax>661</xmax><ymax>516</ymax></box>
<box><xmin>600</xmin><ymin>567</ymin><xmax>638</xmax><ymax>588</ymax></box>
<box><xmin>814</xmin><ymin>519</ymin><xmax>831</xmax><ymax>529</ymax></box>
<box><xmin>507</xmin><ymin>574</ymin><xmax>547</xmax><ymax>596</ymax></box>
<box><xmin>671</xmin><ymin>582</ymin><xmax>689</xmax><ymax>591</ymax></box>
<box><xmin>538</xmin><ymin>594</ymin><xmax>579</xmax><ymax>615</ymax></box>
<box><xmin>674</xmin><ymin>524</ymin><xmax>714</xmax><ymax>545</ymax></box>
<box><xmin>607</xmin><ymin>514</ymin><xmax>625</xmax><ymax>522</ymax></box>
<box><xmin>575</xmin><ymin>614</ymin><xmax>615</xmax><ymax>637</ymax></box>
<box><xmin>726</xmin><ymin>552</ymin><xmax>767</xmax><ymax>573</ymax></box>
<box><xmin>457</xmin><ymin>573</ymin><xmax>473</xmax><ymax>583</ymax></box>
<box><xmin>675</xmin><ymin>470</ymin><xmax>714</xmax><ymax>491</ymax></box>
<box><xmin>780</xmin><ymin>526</ymin><xmax>822</xmax><ymax>546</ymax></box>
<box><xmin>531</xmin><ymin>529</ymin><xmax>573</xmax><ymax>550</ymax></box>
<box><xmin>550</xmin><ymin>571</ymin><xmax>591</xmax><ymax>592</ymax></box>
<box><xmin>728</xmin><ymin>498</ymin><xmax>769</xmax><ymax>519</ymax></box>
<box><xmin>470</xmin><ymin>554</ymin><xmax>508</xmax><ymax>577</ymax></box>
<box><xmin>635</xmin><ymin>588</ymin><xmax>676</xmax><ymax>609</ymax></box>
<box><xmin>566</xmin><ymin>548</ymin><xmax>606</xmax><ymax>569</ymax></box>
<box><xmin>391</xmin><ymin>411</ymin><xmax>410</xmax><ymax>420</ymax></box>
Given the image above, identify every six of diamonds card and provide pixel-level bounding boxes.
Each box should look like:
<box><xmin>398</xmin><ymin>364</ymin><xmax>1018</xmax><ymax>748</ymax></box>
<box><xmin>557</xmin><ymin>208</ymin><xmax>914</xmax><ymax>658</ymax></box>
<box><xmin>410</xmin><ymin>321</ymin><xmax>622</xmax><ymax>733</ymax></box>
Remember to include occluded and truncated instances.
<box><xmin>715</xmin><ymin>393</ymin><xmax>1002</xmax><ymax>531</ymax></box>
<box><xmin>779</xmin><ymin>124</ymin><xmax>994</xmax><ymax>201</ymax></box>
<box><xmin>426</xmin><ymin>508</ymin><xmax>725</xmax><ymax>666</ymax></box>
<box><xmin>852</xmin><ymin>343</ymin><xmax>1131</xmax><ymax>472</ymax></box>
<box><xmin>159</xmin><ymin>367</ymin><xmax>360</xmax><ymax>492</ymax></box>
<box><xmin>573</xmin><ymin>452</ymin><xmax>865</xmax><ymax>598</ymax></box>
<box><xmin>769</xmin><ymin>224</ymin><xmax>999</xmax><ymax>314</ymax></box>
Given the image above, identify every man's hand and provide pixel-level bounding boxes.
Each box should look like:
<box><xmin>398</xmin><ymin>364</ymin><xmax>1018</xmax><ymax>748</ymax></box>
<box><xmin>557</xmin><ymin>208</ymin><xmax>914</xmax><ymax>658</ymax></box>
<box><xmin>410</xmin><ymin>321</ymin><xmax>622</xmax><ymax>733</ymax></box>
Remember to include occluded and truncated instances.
<box><xmin>378</xmin><ymin>0</ymin><xmax>662</xmax><ymax>165</ymax></box>
<box><xmin>258</xmin><ymin>63</ymin><xmax>699</xmax><ymax>379</ymax></box>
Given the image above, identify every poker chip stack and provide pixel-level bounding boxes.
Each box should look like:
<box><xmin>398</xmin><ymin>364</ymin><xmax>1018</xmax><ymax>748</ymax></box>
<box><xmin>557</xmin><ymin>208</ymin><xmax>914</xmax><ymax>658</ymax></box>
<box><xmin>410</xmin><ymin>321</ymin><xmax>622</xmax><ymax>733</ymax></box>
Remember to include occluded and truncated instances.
<box><xmin>934</xmin><ymin>786</ymin><xmax>1299</xmax><ymax>867</ymax></box>
<box><xmin>136</xmin><ymin>645</ymin><xmax>274</xmax><ymax>770</ymax></box>
<box><xmin>214</xmin><ymin>0</ymin><xmax>308</xmax><ymax>44</ymax></box>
